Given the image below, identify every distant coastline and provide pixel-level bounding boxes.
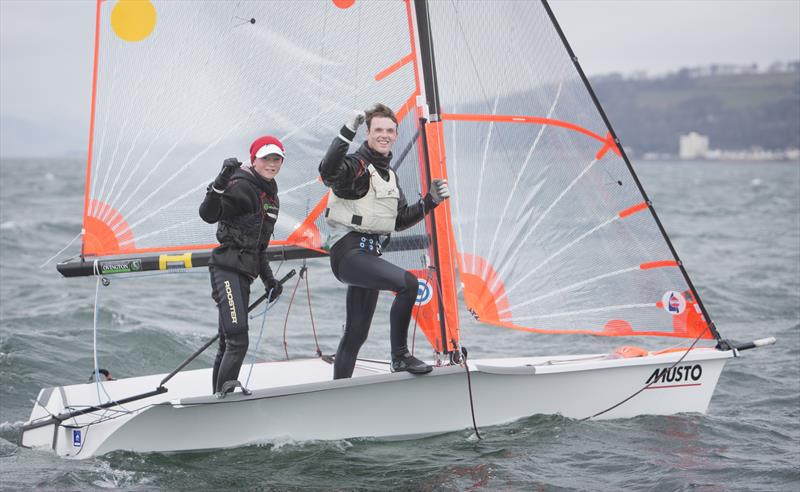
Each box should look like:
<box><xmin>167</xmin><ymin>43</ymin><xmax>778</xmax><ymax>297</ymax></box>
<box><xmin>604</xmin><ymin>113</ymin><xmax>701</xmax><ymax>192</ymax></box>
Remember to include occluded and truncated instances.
<box><xmin>637</xmin><ymin>150</ymin><xmax>800</xmax><ymax>162</ymax></box>
<box><xmin>592</xmin><ymin>61</ymin><xmax>800</xmax><ymax>160</ymax></box>
<box><xmin>2</xmin><ymin>61</ymin><xmax>798</xmax><ymax>162</ymax></box>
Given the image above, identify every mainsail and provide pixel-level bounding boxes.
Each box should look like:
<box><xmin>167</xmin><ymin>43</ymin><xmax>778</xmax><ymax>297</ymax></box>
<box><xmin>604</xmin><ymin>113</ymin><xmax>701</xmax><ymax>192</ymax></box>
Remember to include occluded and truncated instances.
<box><xmin>77</xmin><ymin>0</ymin><xmax>460</xmax><ymax>353</ymax></box>
<box><xmin>83</xmin><ymin>0</ymin><xmax>419</xmax><ymax>257</ymax></box>
<box><xmin>73</xmin><ymin>0</ymin><xmax>717</xmax><ymax>357</ymax></box>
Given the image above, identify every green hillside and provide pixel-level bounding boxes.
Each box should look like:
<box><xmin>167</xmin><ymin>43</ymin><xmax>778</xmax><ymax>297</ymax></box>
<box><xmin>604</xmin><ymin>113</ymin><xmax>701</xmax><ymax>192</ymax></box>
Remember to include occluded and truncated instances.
<box><xmin>592</xmin><ymin>67</ymin><xmax>800</xmax><ymax>154</ymax></box>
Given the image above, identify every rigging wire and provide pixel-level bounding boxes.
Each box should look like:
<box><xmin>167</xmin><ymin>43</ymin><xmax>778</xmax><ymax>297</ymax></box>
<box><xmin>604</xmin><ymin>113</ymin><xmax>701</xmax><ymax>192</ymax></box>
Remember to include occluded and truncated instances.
<box><xmin>50</xmin><ymin>266</ymin><xmax>294</xmax><ymax>432</ymax></box>
<box><xmin>45</xmin><ymin>401</ymin><xmax>154</xmax><ymax>431</ymax></box>
<box><xmin>280</xmin><ymin>263</ymin><xmax>322</xmax><ymax>359</ymax></box>
<box><xmin>91</xmin><ymin>264</ymin><xmax>103</xmax><ymax>406</ymax></box>
<box><xmin>303</xmin><ymin>265</ymin><xmax>322</xmax><ymax>357</ymax></box>
<box><xmin>580</xmin><ymin>328</ymin><xmax>709</xmax><ymax>421</ymax></box>
<box><xmin>39</xmin><ymin>230</ymin><xmax>83</xmax><ymax>269</ymax></box>
<box><xmin>281</xmin><ymin>269</ymin><xmax>304</xmax><ymax>360</ymax></box>
<box><xmin>232</xmin><ymin>16</ymin><xmax>256</xmax><ymax>28</ymax></box>
<box><xmin>241</xmin><ymin>257</ymin><xmax>288</xmax><ymax>384</ymax></box>
<box><xmin>243</xmin><ymin>288</ymin><xmax>276</xmax><ymax>390</ymax></box>
<box><xmin>90</xmin><ymin>262</ymin><xmax>132</xmax><ymax>415</ymax></box>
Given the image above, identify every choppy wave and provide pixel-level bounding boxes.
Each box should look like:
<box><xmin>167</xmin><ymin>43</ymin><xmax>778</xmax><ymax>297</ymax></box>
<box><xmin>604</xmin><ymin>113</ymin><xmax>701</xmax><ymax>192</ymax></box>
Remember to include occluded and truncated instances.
<box><xmin>1</xmin><ymin>159</ymin><xmax>798</xmax><ymax>490</ymax></box>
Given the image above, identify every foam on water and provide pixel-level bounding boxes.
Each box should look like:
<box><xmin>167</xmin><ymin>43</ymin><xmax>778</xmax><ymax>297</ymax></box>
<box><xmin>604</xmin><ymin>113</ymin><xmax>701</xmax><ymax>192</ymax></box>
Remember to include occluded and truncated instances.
<box><xmin>1</xmin><ymin>159</ymin><xmax>798</xmax><ymax>490</ymax></box>
<box><xmin>253</xmin><ymin>436</ymin><xmax>355</xmax><ymax>453</ymax></box>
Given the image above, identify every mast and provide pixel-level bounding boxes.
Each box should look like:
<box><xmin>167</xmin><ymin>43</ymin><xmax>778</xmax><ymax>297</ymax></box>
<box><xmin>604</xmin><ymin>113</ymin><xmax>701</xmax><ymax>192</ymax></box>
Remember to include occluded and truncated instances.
<box><xmin>541</xmin><ymin>0</ymin><xmax>721</xmax><ymax>340</ymax></box>
<box><xmin>412</xmin><ymin>0</ymin><xmax>460</xmax><ymax>355</ymax></box>
<box><xmin>81</xmin><ymin>0</ymin><xmax>104</xmax><ymax>260</ymax></box>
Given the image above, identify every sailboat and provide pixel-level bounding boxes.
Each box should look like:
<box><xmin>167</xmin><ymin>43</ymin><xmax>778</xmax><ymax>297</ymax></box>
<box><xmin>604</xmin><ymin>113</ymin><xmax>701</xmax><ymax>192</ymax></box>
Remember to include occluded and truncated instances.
<box><xmin>21</xmin><ymin>0</ymin><xmax>774</xmax><ymax>459</ymax></box>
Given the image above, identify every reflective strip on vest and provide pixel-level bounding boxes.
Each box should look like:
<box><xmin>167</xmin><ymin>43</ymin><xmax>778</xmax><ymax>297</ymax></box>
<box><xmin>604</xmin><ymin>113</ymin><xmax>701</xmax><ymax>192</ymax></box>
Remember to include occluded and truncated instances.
<box><xmin>326</xmin><ymin>164</ymin><xmax>399</xmax><ymax>234</ymax></box>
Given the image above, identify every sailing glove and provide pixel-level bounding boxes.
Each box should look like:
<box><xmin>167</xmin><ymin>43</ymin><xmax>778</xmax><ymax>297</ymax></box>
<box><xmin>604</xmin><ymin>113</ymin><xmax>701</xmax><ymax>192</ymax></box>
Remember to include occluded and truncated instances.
<box><xmin>264</xmin><ymin>277</ymin><xmax>283</xmax><ymax>302</ymax></box>
<box><xmin>346</xmin><ymin>110</ymin><xmax>366</xmax><ymax>132</ymax></box>
<box><xmin>212</xmin><ymin>158</ymin><xmax>241</xmax><ymax>193</ymax></box>
<box><xmin>429</xmin><ymin>179</ymin><xmax>450</xmax><ymax>204</ymax></box>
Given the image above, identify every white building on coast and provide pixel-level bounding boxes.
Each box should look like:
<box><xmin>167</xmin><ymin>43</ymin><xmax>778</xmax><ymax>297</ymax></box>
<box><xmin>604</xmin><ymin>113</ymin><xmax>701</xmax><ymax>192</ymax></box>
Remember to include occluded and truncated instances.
<box><xmin>679</xmin><ymin>132</ymin><xmax>710</xmax><ymax>159</ymax></box>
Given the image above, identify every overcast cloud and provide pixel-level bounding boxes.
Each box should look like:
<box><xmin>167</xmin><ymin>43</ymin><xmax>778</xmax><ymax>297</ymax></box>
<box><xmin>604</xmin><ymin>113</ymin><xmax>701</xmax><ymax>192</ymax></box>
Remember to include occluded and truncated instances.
<box><xmin>1</xmin><ymin>0</ymin><xmax>798</xmax><ymax>158</ymax></box>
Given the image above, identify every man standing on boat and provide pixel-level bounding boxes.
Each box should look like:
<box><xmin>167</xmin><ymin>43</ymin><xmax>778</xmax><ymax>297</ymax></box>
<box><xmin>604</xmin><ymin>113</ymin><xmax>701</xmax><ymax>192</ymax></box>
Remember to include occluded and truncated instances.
<box><xmin>319</xmin><ymin>104</ymin><xmax>450</xmax><ymax>379</ymax></box>
<box><xmin>199</xmin><ymin>136</ymin><xmax>285</xmax><ymax>396</ymax></box>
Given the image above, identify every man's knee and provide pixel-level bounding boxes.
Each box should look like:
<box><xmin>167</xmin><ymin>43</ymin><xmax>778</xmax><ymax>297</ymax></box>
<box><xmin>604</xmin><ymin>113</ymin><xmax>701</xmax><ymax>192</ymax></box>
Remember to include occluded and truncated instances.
<box><xmin>402</xmin><ymin>272</ymin><xmax>418</xmax><ymax>301</ymax></box>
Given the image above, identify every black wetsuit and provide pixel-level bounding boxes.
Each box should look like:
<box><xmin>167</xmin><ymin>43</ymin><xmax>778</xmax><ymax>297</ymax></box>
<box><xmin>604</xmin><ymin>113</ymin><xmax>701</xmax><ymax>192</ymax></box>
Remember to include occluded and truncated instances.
<box><xmin>319</xmin><ymin>125</ymin><xmax>439</xmax><ymax>379</ymax></box>
<box><xmin>199</xmin><ymin>167</ymin><xmax>279</xmax><ymax>393</ymax></box>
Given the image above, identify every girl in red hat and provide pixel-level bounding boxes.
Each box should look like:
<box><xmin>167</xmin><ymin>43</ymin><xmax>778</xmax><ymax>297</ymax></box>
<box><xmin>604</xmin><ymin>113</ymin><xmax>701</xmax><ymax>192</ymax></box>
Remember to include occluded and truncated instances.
<box><xmin>199</xmin><ymin>136</ymin><xmax>286</xmax><ymax>397</ymax></box>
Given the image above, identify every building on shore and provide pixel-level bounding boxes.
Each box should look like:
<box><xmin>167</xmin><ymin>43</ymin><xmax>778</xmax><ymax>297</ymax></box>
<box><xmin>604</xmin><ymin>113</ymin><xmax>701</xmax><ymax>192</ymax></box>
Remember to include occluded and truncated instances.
<box><xmin>679</xmin><ymin>132</ymin><xmax>710</xmax><ymax>159</ymax></box>
<box><xmin>676</xmin><ymin>131</ymin><xmax>800</xmax><ymax>161</ymax></box>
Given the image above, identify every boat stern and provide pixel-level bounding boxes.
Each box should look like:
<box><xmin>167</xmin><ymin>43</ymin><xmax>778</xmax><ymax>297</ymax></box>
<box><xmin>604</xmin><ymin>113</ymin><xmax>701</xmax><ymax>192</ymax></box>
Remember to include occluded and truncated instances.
<box><xmin>20</xmin><ymin>386</ymin><xmax>65</xmax><ymax>451</ymax></box>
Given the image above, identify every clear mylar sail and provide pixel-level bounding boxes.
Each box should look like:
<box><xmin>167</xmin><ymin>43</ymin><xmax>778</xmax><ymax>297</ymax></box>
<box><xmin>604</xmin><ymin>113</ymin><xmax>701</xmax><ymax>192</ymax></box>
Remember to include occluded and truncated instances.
<box><xmin>423</xmin><ymin>1</ymin><xmax>718</xmax><ymax>341</ymax></box>
<box><xmin>25</xmin><ymin>1</ymin><xmax>757</xmax><ymax>459</ymax></box>
<box><xmin>75</xmin><ymin>0</ymin><xmax>461</xmax><ymax>353</ymax></box>
<box><xmin>82</xmin><ymin>0</ymin><xmax>423</xmax><ymax>257</ymax></box>
<box><xmin>72</xmin><ymin>0</ymin><xmax>717</xmax><ymax>355</ymax></box>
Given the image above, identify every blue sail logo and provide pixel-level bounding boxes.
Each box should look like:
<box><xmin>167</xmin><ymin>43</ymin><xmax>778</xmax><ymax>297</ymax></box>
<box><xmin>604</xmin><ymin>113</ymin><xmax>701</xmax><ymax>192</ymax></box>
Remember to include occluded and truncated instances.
<box><xmin>416</xmin><ymin>279</ymin><xmax>433</xmax><ymax>305</ymax></box>
<box><xmin>661</xmin><ymin>290</ymin><xmax>686</xmax><ymax>315</ymax></box>
<box><xmin>668</xmin><ymin>293</ymin><xmax>680</xmax><ymax>313</ymax></box>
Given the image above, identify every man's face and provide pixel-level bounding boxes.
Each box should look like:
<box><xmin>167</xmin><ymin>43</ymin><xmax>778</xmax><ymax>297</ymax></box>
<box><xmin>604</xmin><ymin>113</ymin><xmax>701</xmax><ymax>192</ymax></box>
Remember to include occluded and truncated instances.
<box><xmin>366</xmin><ymin>116</ymin><xmax>397</xmax><ymax>156</ymax></box>
<box><xmin>253</xmin><ymin>154</ymin><xmax>283</xmax><ymax>180</ymax></box>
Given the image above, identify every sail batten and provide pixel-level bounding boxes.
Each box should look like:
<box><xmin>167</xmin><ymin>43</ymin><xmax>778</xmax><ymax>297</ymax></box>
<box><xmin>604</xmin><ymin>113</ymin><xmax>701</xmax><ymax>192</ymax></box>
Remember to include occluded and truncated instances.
<box><xmin>81</xmin><ymin>0</ymin><xmax>424</xmax><ymax>255</ymax></box>
<box><xmin>481</xmin><ymin>83</ymin><xmax>563</xmax><ymax>281</ymax></box>
<box><xmin>442</xmin><ymin>113</ymin><xmax>612</xmax><ymax>147</ymax></box>
<box><xmin>74</xmin><ymin>0</ymin><xmax>718</xmax><ymax>343</ymax></box>
<box><xmin>424</xmin><ymin>0</ymin><xmax>716</xmax><ymax>340</ymax></box>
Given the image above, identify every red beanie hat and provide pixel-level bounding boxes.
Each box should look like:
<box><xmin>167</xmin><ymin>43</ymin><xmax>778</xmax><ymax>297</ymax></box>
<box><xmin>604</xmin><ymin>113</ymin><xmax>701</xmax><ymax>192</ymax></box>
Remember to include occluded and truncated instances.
<box><xmin>249</xmin><ymin>135</ymin><xmax>285</xmax><ymax>163</ymax></box>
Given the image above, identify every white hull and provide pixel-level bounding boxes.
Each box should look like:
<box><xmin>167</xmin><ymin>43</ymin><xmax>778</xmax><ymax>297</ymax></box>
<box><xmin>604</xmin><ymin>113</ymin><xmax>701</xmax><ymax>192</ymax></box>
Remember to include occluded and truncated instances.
<box><xmin>21</xmin><ymin>348</ymin><xmax>733</xmax><ymax>459</ymax></box>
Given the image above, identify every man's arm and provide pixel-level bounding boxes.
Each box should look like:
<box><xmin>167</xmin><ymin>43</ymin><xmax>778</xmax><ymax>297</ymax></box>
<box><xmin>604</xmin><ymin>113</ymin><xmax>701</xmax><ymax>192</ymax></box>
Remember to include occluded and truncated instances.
<box><xmin>394</xmin><ymin>179</ymin><xmax>450</xmax><ymax>231</ymax></box>
<box><xmin>318</xmin><ymin>111</ymin><xmax>366</xmax><ymax>189</ymax></box>
<box><xmin>394</xmin><ymin>187</ymin><xmax>438</xmax><ymax>232</ymax></box>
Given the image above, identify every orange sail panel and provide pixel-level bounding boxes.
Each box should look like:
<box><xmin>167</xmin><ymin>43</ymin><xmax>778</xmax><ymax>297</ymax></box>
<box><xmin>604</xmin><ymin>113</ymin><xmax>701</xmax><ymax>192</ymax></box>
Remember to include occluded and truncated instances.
<box><xmin>424</xmin><ymin>0</ymin><xmax>715</xmax><ymax>340</ymax></box>
<box><xmin>81</xmin><ymin>1</ymin><xmax>420</xmax><ymax>259</ymax></box>
<box><xmin>458</xmin><ymin>253</ymin><xmax>511</xmax><ymax>324</ymax></box>
<box><xmin>77</xmin><ymin>0</ymin><xmax>717</xmax><ymax>344</ymax></box>
<box><xmin>409</xmin><ymin>269</ymin><xmax>446</xmax><ymax>352</ymax></box>
<box><xmin>422</xmin><ymin>121</ymin><xmax>460</xmax><ymax>352</ymax></box>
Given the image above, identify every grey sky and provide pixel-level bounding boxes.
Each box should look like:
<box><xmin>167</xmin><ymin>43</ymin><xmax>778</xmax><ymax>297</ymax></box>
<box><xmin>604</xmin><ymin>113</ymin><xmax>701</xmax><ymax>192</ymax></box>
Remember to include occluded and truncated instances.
<box><xmin>1</xmin><ymin>0</ymin><xmax>798</xmax><ymax>158</ymax></box>
<box><xmin>552</xmin><ymin>0</ymin><xmax>800</xmax><ymax>76</ymax></box>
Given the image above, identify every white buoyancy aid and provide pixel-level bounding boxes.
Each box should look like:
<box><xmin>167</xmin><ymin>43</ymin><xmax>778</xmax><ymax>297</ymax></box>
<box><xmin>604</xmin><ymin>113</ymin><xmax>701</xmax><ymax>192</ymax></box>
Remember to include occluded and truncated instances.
<box><xmin>325</xmin><ymin>164</ymin><xmax>400</xmax><ymax>234</ymax></box>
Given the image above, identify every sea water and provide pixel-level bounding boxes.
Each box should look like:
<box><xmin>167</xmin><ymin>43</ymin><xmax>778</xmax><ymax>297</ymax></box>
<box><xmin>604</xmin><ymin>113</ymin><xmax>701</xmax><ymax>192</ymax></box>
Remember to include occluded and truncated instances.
<box><xmin>0</xmin><ymin>159</ymin><xmax>798</xmax><ymax>491</ymax></box>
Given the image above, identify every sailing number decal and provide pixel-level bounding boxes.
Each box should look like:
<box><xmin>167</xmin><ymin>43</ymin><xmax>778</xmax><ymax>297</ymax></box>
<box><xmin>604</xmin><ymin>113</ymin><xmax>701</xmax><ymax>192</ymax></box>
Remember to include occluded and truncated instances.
<box><xmin>662</xmin><ymin>291</ymin><xmax>686</xmax><ymax>315</ymax></box>
<box><xmin>416</xmin><ymin>279</ymin><xmax>433</xmax><ymax>305</ymax></box>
